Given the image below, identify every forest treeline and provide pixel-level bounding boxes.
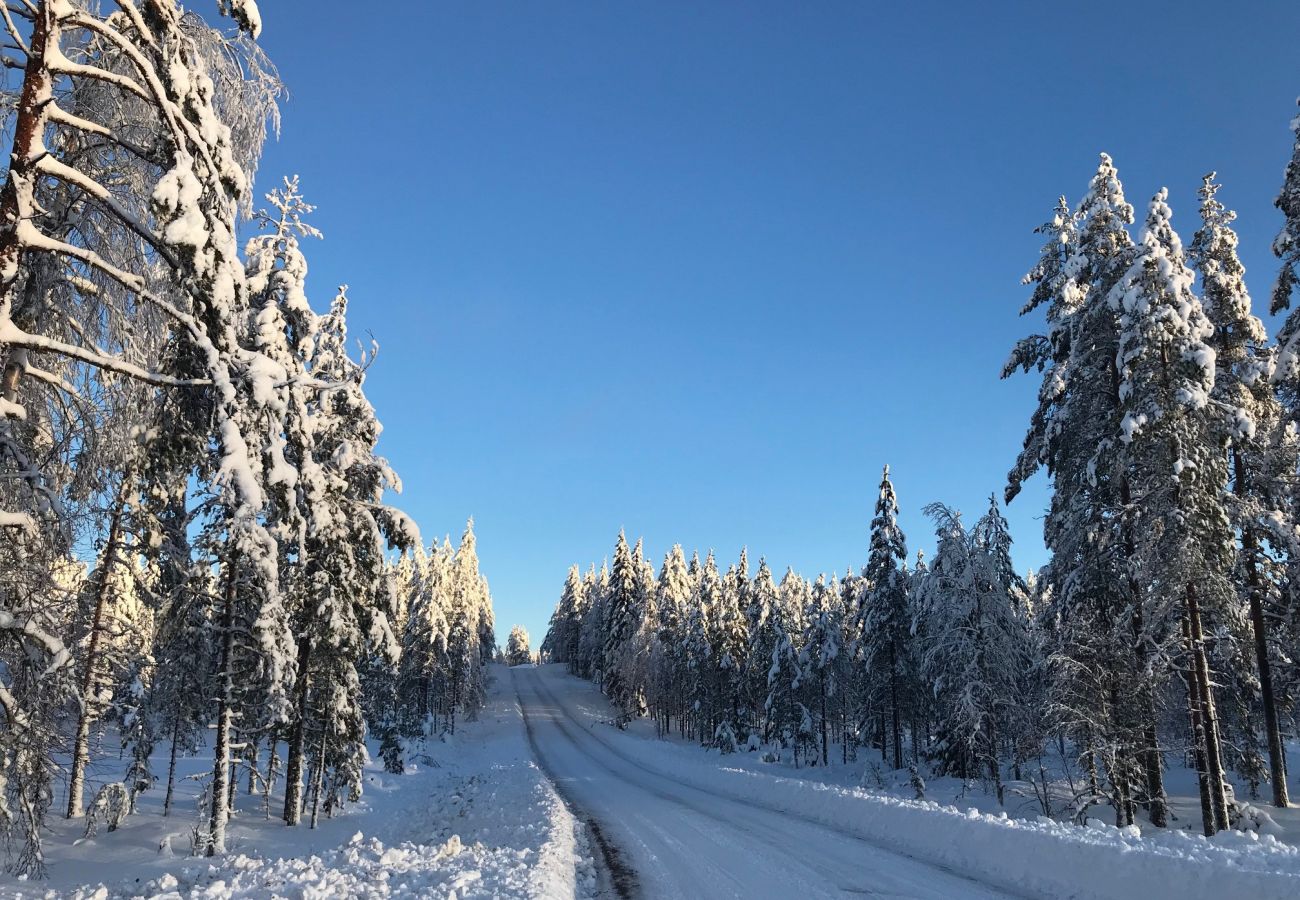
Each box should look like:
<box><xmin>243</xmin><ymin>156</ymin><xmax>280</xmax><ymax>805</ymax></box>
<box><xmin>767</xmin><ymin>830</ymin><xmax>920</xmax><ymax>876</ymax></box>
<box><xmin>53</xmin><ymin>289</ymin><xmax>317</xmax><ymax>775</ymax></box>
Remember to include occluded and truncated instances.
<box><xmin>0</xmin><ymin>1</ymin><xmax>496</xmax><ymax>878</ymax></box>
<box><xmin>544</xmin><ymin>103</ymin><xmax>1300</xmax><ymax>839</ymax></box>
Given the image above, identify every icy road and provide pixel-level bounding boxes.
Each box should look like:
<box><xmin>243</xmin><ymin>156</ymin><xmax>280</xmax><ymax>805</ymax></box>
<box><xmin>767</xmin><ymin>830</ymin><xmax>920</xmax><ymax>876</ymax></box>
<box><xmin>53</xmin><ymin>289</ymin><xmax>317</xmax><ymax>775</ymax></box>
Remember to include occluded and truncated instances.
<box><xmin>512</xmin><ymin>665</ymin><xmax>1014</xmax><ymax>899</ymax></box>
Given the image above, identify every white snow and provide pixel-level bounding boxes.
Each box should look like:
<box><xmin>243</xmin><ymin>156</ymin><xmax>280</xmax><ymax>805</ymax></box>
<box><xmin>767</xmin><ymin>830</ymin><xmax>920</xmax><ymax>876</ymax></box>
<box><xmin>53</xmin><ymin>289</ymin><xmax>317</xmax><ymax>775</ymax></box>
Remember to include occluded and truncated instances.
<box><xmin>3</xmin><ymin>666</ymin><xmax>591</xmax><ymax>900</ymax></box>
<box><xmin>520</xmin><ymin>664</ymin><xmax>1300</xmax><ymax>900</ymax></box>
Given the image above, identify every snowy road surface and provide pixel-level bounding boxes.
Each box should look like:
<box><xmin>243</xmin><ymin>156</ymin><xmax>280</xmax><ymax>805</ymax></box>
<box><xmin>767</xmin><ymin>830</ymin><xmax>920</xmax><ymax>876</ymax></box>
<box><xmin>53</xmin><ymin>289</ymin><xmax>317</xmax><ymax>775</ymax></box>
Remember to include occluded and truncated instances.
<box><xmin>512</xmin><ymin>666</ymin><xmax>1014</xmax><ymax>899</ymax></box>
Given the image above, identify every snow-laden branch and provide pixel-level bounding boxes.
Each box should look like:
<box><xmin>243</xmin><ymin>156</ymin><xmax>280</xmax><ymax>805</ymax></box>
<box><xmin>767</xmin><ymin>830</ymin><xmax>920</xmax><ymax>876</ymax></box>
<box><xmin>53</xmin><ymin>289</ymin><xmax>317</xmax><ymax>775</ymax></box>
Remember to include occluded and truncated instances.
<box><xmin>0</xmin><ymin>608</ymin><xmax>73</xmax><ymax>676</ymax></box>
<box><xmin>0</xmin><ymin>321</ymin><xmax>211</xmax><ymax>388</ymax></box>
<box><xmin>46</xmin><ymin>103</ymin><xmax>166</xmax><ymax>168</ymax></box>
<box><xmin>34</xmin><ymin>151</ymin><xmax>183</xmax><ymax>271</ymax></box>
<box><xmin>58</xmin><ymin>9</ymin><xmax>228</xmax><ymax>194</ymax></box>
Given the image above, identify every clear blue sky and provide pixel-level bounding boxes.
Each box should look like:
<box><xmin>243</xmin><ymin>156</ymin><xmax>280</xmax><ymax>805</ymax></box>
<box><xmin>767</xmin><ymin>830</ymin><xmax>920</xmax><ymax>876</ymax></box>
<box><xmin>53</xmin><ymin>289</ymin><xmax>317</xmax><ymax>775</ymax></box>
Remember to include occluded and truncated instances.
<box><xmin>252</xmin><ymin>1</ymin><xmax>1300</xmax><ymax>645</ymax></box>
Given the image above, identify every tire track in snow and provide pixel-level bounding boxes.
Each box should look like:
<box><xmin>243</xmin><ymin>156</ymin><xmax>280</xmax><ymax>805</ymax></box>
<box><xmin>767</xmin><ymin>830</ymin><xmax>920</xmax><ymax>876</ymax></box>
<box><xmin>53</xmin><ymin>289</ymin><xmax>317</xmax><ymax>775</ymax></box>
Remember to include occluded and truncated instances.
<box><xmin>526</xmin><ymin>667</ymin><xmax>1028</xmax><ymax>899</ymax></box>
<box><xmin>512</xmin><ymin>668</ymin><xmax>640</xmax><ymax>899</ymax></box>
<box><xmin>520</xmin><ymin>665</ymin><xmax>894</xmax><ymax>894</ymax></box>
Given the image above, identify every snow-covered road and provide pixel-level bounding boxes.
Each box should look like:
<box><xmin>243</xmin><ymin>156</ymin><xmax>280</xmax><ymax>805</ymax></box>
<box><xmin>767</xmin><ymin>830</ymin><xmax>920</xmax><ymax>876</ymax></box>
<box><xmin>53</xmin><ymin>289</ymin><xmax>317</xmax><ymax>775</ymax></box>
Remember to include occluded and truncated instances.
<box><xmin>512</xmin><ymin>666</ymin><xmax>1013</xmax><ymax>899</ymax></box>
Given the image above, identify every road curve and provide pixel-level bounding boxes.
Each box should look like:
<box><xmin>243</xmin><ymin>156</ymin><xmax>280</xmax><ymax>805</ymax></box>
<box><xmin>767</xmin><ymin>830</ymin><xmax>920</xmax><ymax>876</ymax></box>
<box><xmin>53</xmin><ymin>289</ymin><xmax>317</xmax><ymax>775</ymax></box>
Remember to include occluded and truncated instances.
<box><xmin>511</xmin><ymin>666</ymin><xmax>1018</xmax><ymax>900</ymax></box>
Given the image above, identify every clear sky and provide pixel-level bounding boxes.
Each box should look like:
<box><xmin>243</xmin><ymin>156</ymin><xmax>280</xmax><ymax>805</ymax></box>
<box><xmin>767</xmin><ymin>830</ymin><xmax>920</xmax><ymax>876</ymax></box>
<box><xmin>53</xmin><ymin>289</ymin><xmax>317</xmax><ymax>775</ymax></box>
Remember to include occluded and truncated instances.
<box><xmin>252</xmin><ymin>0</ymin><xmax>1300</xmax><ymax>645</ymax></box>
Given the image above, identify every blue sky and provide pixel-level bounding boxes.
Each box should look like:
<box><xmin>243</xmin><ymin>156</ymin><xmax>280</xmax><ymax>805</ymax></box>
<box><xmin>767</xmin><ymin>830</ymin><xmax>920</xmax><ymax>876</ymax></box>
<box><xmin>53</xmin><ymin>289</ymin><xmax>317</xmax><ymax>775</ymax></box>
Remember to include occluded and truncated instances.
<box><xmin>252</xmin><ymin>1</ymin><xmax>1300</xmax><ymax>645</ymax></box>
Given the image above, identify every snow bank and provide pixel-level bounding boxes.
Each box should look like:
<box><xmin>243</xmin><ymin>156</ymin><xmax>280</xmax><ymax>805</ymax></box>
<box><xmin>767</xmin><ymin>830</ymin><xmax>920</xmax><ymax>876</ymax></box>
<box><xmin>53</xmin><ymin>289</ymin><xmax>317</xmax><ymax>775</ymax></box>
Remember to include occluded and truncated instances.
<box><xmin>673</xmin><ymin>767</ymin><xmax>1300</xmax><ymax>900</ymax></box>
<box><xmin>540</xmin><ymin>666</ymin><xmax>1300</xmax><ymax>900</ymax></box>
<box><xmin>17</xmin><ymin>667</ymin><xmax>589</xmax><ymax>900</ymax></box>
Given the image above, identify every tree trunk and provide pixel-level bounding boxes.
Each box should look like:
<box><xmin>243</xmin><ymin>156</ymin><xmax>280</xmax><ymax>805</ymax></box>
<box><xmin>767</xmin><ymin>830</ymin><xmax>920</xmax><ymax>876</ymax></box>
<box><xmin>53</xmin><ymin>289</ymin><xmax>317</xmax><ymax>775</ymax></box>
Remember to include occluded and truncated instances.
<box><xmin>1234</xmin><ymin>451</ymin><xmax>1290</xmax><ymax>808</ymax></box>
<box><xmin>309</xmin><ymin>721</ymin><xmax>327</xmax><ymax>830</ymax></box>
<box><xmin>246</xmin><ymin>738</ymin><xmax>259</xmax><ymax>795</ymax></box>
<box><xmin>0</xmin><ymin>3</ymin><xmax>55</xmax><ymax>315</ymax></box>
<box><xmin>1085</xmin><ymin>731</ymin><xmax>1100</xmax><ymax>797</ymax></box>
<box><xmin>450</xmin><ymin>678</ymin><xmax>459</xmax><ymax>736</ymax></box>
<box><xmin>1116</xmin><ymin>475</ymin><xmax>1168</xmax><ymax>828</ymax></box>
<box><xmin>164</xmin><ymin>712</ymin><xmax>181</xmax><ymax>817</ymax></box>
<box><xmin>282</xmin><ymin>636</ymin><xmax>312</xmax><ymax>825</ymax></box>
<box><xmin>819</xmin><ymin>673</ymin><xmax>828</xmax><ymax>767</ymax></box>
<box><xmin>988</xmin><ymin>717</ymin><xmax>1004</xmax><ymax>806</ymax></box>
<box><xmin>889</xmin><ymin>646</ymin><xmax>903</xmax><ymax>770</ymax></box>
<box><xmin>1187</xmin><ymin>584</ymin><xmax>1230</xmax><ymax>832</ymax></box>
<box><xmin>67</xmin><ymin>501</ymin><xmax>126</xmax><ymax>819</ymax></box>
<box><xmin>264</xmin><ymin>738</ymin><xmax>279</xmax><ymax>819</ymax></box>
<box><xmin>208</xmin><ymin>554</ymin><xmax>239</xmax><ymax>856</ymax></box>
<box><xmin>1183</xmin><ymin>614</ymin><xmax>1216</xmax><ymax>836</ymax></box>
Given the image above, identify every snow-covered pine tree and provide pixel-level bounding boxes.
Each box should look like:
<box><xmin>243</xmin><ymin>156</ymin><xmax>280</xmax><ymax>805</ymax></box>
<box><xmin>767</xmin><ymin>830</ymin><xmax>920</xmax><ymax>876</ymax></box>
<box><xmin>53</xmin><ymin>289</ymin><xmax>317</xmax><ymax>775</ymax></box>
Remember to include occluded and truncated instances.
<box><xmin>1004</xmin><ymin>157</ymin><xmax>1167</xmax><ymax>827</ymax></box>
<box><xmin>1110</xmin><ymin>188</ymin><xmax>1235</xmax><ymax>834</ymax></box>
<box><xmin>0</xmin><ymin>1</ymin><xmax>285</xmax><ymax>868</ymax></box>
<box><xmin>1190</xmin><ymin>172</ymin><xmax>1293</xmax><ymax>808</ymax></box>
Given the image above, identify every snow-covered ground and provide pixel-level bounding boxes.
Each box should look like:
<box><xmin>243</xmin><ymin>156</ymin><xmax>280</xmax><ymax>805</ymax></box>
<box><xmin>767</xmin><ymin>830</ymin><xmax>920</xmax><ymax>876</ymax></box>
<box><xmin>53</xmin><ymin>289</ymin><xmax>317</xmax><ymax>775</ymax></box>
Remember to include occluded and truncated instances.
<box><xmin>12</xmin><ymin>663</ymin><xmax>1298</xmax><ymax>899</ymax></box>
<box><xmin>1</xmin><ymin>665</ymin><xmax>592</xmax><ymax>900</ymax></box>
<box><xmin>518</xmin><ymin>664</ymin><xmax>1300</xmax><ymax>900</ymax></box>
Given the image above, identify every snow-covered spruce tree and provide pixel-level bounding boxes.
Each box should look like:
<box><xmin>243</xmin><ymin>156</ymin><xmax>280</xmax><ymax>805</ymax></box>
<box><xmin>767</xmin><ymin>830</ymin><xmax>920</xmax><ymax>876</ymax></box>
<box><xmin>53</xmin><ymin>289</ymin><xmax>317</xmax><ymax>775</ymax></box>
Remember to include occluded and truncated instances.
<box><xmin>1003</xmin><ymin>157</ymin><xmax>1167</xmax><ymax>827</ymax></box>
<box><xmin>915</xmin><ymin>506</ymin><xmax>982</xmax><ymax>782</ymax></box>
<box><xmin>283</xmin><ymin>282</ymin><xmax>415</xmax><ymax>826</ymax></box>
<box><xmin>652</xmin><ymin>545</ymin><xmax>691</xmax><ymax>737</ymax></box>
<box><xmin>1268</xmin><ymin>96</ymin><xmax>1300</xmax><ymax>786</ymax></box>
<box><xmin>360</xmin><ymin>556</ymin><xmax>413</xmax><ymax>772</ymax></box>
<box><xmin>1190</xmin><ymin>172</ymin><xmax>1293</xmax><ymax>808</ymax></box>
<box><xmin>684</xmin><ymin>552</ymin><xmax>723</xmax><ymax>741</ymax></box>
<box><xmin>835</xmin><ymin>568</ymin><xmax>863</xmax><ymax>763</ymax></box>
<box><xmin>969</xmin><ymin>496</ymin><xmax>1036</xmax><ymax>801</ymax></box>
<box><xmin>234</xmin><ymin>176</ymin><xmax>319</xmax><ymax>827</ymax></box>
<box><xmin>764</xmin><ymin>602</ymin><xmax>805</xmax><ymax>764</ymax></box>
<box><xmin>855</xmin><ymin>465</ymin><xmax>913</xmax><ymax>769</ymax></box>
<box><xmin>602</xmin><ymin>530</ymin><xmax>639</xmax><ymax>711</ymax></box>
<box><xmin>578</xmin><ymin>564</ymin><xmax>607</xmax><ymax>686</ymax></box>
<box><xmin>541</xmin><ymin>564</ymin><xmax>584</xmax><ymax>668</ymax></box>
<box><xmin>800</xmin><ymin>574</ymin><xmax>842</xmax><ymax>766</ymax></box>
<box><xmin>715</xmin><ymin>550</ymin><xmax>750</xmax><ymax>740</ymax></box>
<box><xmin>398</xmin><ymin>541</ymin><xmax>452</xmax><ymax>735</ymax></box>
<box><xmin>915</xmin><ymin>500</ymin><xmax>1032</xmax><ymax>803</ymax></box>
<box><xmin>1273</xmin><ymin>97</ymin><xmax>1300</xmax><ymax>349</ymax></box>
<box><xmin>1110</xmin><ymin>189</ymin><xmax>1235</xmax><ymax>835</ymax></box>
<box><xmin>444</xmin><ymin>519</ymin><xmax>491</xmax><ymax>734</ymax></box>
<box><xmin>506</xmin><ymin>625</ymin><xmax>532</xmax><ymax>666</ymax></box>
<box><xmin>621</xmin><ymin>539</ymin><xmax>660</xmax><ymax>715</ymax></box>
<box><xmin>778</xmin><ymin>565</ymin><xmax>811</xmax><ymax>648</ymax></box>
<box><xmin>745</xmin><ymin>558</ymin><xmax>782</xmax><ymax>742</ymax></box>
